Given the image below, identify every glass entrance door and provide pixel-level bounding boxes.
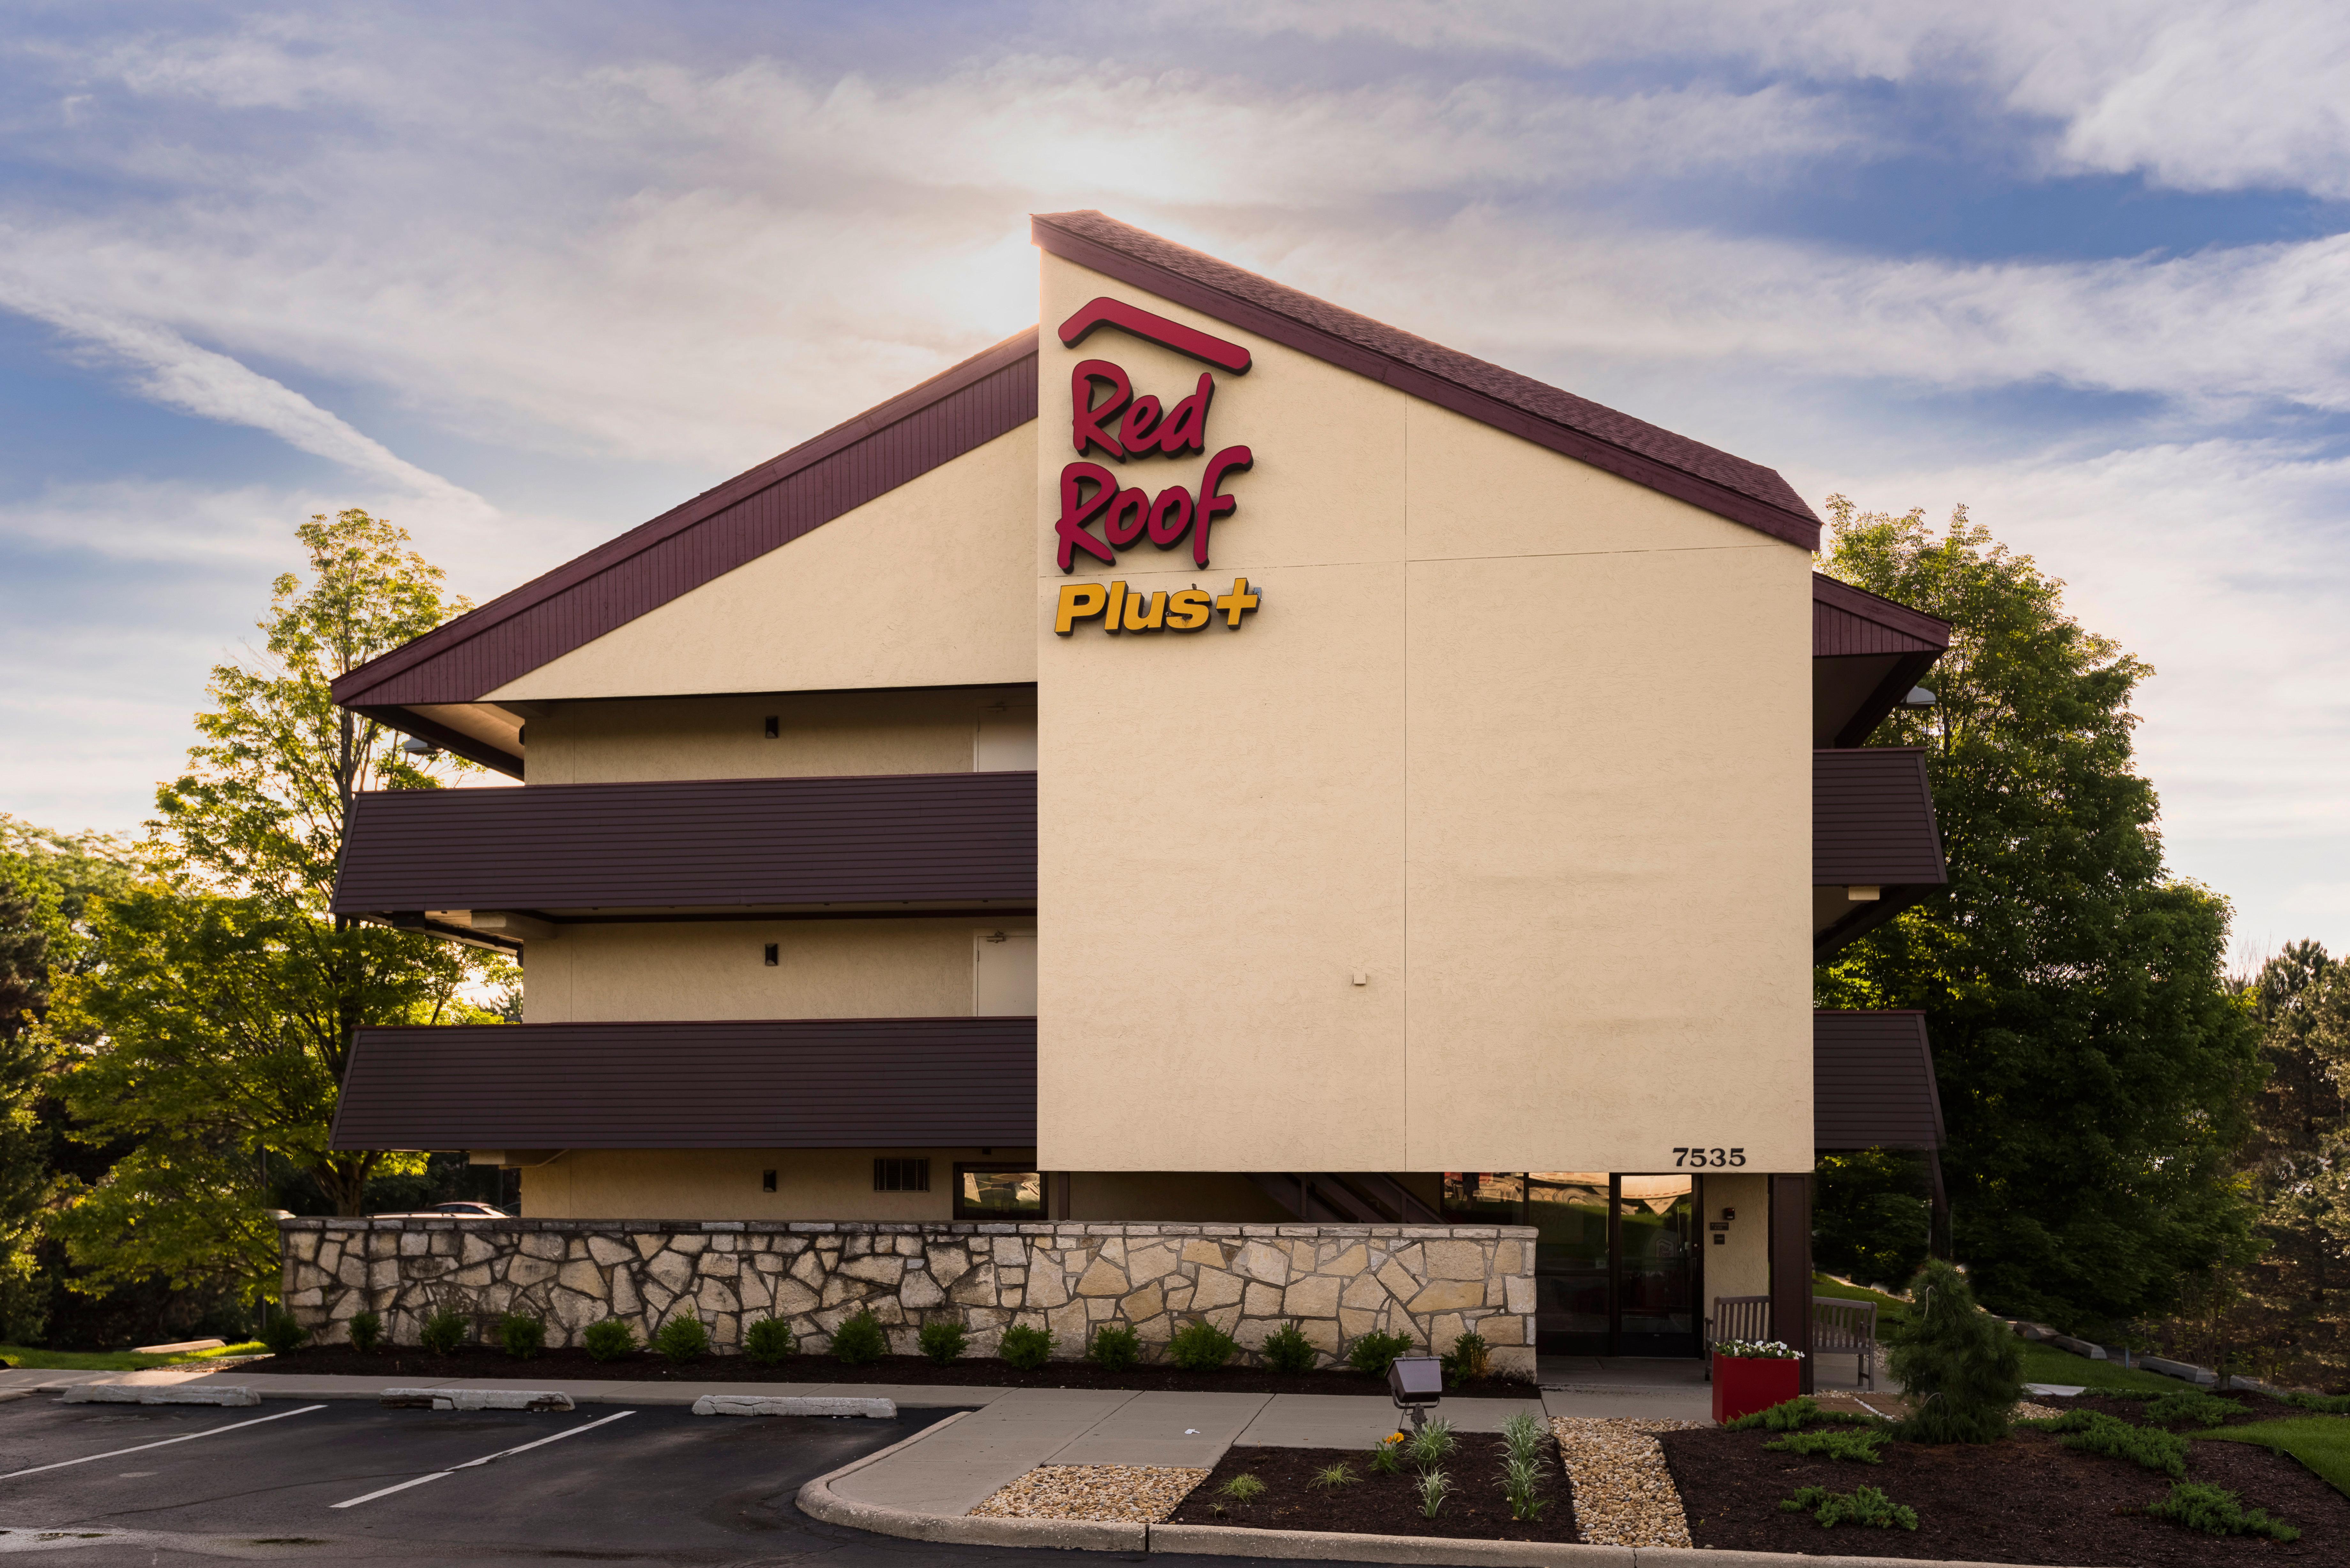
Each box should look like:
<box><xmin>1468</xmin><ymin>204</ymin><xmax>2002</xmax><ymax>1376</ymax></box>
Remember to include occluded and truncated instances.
<box><xmin>1528</xmin><ymin>1173</ymin><xmax>1611</xmax><ymax>1355</ymax></box>
<box><xmin>1616</xmin><ymin>1175</ymin><xmax>1699</xmax><ymax>1356</ymax></box>
<box><xmin>1500</xmin><ymin>1173</ymin><xmax>1700</xmax><ymax>1357</ymax></box>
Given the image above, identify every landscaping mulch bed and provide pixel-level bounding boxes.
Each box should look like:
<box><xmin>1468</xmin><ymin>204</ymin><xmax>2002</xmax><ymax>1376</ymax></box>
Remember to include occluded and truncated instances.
<box><xmin>256</xmin><ymin>1345</ymin><xmax>1536</xmax><ymax>1397</ymax></box>
<box><xmin>1662</xmin><ymin>1421</ymin><xmax>2350</xmax><ymax>1564</ymax></box>
<box><xmin>1164</xmin><ymin>1436</ymin><xmax>1580</xmax><ymax>1544</ymax></box>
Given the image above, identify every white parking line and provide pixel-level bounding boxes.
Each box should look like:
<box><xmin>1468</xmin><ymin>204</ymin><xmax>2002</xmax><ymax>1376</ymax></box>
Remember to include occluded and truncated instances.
<box><xmin>0</xmin><ymin>1405</ymin><xmax>329</xmax><ymax>1481</ymax></box>
<box><xmin>329</xmin><ymin>1410</ymin><xmax>636</xmax><ymax>1509</ymax></box>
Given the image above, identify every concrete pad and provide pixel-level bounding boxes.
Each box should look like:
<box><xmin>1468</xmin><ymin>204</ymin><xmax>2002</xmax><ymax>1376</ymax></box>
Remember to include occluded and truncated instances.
<box><xmin>1541</xmin><ymin>1384</ymin><xmax>1715</xmax><ymax>1424</ymax></box>
<box><xmin>1235</xmin><ymin>1395</ymin><xmax>1547</xmax><ymax>1449</ymax></box>
<box><xmin>831</xmin><ymin>1387</ymin><xmax>1135</xmax><ymax>1517</ymax></box>
<box><xmin>1046</xmin><ymin>1390</ymin><xmax>1269</xmax><ymax>1466</ymax></box>
<box><xmin>694</xmin><ymin>1394</ymin><xmax>896</xmax><ymax>1418</ymax></box>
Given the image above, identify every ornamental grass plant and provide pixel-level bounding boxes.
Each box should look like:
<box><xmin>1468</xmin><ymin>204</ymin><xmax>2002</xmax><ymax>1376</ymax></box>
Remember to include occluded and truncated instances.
<box><xmin>1886</xmin><ymin>1260</ymin><xmax>2023</xmax><ymax>1444</ymax></box>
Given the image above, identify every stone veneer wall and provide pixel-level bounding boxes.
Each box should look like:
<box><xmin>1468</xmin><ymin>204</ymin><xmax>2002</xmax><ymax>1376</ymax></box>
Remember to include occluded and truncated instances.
<box><xmin>279</xmin><ymin>1219</ymin><xmax>1539</xmax><ymax>1379</ymax></box>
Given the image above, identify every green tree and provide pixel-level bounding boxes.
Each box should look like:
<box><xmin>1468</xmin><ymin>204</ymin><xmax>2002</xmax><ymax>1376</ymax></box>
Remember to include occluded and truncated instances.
<box><xmin>1815</xmin><ymin>499</ymin><xmax>2261</xmax><ymax>1336</ymax></box>
<box><xmin>50</xmin><ymin>511</ymin><xmax>511</xmax><ymax>1308</ymax></box>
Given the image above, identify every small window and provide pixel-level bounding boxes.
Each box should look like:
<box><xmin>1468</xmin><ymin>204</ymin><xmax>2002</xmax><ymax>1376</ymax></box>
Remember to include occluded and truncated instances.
<box><xmin>873</xmin><ymin>1157</ymin><xmax>930</xmax><ymax>1193</ymax></box>
<box><xmin>953</xmin><ymin>1163</ymin><xmax>1042</xmax><ymax>1220</ymax></box>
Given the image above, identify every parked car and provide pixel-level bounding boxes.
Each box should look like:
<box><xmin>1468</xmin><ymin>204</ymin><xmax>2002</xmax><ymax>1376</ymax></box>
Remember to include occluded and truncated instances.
<box><xmin>368</xmin><ymin>1201</ymin><xmax>511</xmax><ymax>1219</ymax></box>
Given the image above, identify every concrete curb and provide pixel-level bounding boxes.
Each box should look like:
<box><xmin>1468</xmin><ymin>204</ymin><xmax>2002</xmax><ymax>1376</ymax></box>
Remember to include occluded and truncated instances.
<box><xmin>381</xmin><ymin>1387</ymin><xmax>575</xmax><ymax>1411</ymax></box>
<box><xmin>795</xmin><ymin>1420</ymin><xmax>2089</xmax><ymax>1568</ymax></box>
<box><xmin>693</xmin><ymin>1394</ymin><xmax>896</xmax><ymax>1418</ymax></box>
<box><xmin>60</xmin><ymin>1384</ymin><xmax>259</xmax><ymax>1407</ymax></box>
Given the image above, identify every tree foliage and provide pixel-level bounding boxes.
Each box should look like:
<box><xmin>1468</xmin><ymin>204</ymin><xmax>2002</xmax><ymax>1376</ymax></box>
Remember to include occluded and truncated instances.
<box><xmin>1816</xmin><ymin>499</ymin><xmax>2261</xmax><ymax>1335</ymax></box>
<box><xmin>49</xmin><ymin>511</ymin><xmax>509</xmax><ymax>1307</ymax></box>
<box><xmin>1888</xmin><ymin>1260</ymin><xmax>2024</xmax><ymax>1444</ymax></box>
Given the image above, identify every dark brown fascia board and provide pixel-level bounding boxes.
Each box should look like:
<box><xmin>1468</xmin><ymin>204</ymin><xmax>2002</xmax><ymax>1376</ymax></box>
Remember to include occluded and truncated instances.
<box><xmin>1812</xmin><ymin>573</ymin><xmax>1952</xmax><ymax>649</ymax></box>
<box><xmin>1833</xmin><ymin>647</ymin><xmax>1946</xmax><ymax>750</ymax></box>
<box><xmin>353</xmin><ymin>704</ymin><xmax>524</xmax><ymax>779</ymax></box>
<box><xmin>1033</xmin><ymin>213</ymin><xmax>1821</xmax><ymax>553</ymax></box>
<box><xmin>1813</xmin><ymin>1009</ymin><xmax>1946</xmax><ymax>1149</ymax></box>
<box><xmin>330</xmin><ymin>326</ymin><xmax>1043</xmax><ymax>710</ymax></box>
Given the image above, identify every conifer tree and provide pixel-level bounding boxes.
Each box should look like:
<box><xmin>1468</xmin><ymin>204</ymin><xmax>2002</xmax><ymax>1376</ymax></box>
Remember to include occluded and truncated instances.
<box><xmin>1889</xmin><ymin>1259</ymin><xmax>2024</xmax><ymax>1444</ymax></box>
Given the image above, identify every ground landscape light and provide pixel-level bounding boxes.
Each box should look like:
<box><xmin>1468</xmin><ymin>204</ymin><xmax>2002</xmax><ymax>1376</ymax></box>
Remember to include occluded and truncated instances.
<box><xmin>1387</xmin><ymin>1354</ymin><xmax>1444</xmax><ymax>1431</ymax></box>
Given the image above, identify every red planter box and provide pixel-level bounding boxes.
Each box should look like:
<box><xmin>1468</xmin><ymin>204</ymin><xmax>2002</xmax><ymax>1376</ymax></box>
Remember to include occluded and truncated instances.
<box><xmin>1712</xmin><ymin>1353</ymin><xmax>1802</xmax><ymax>1423</ymax></box>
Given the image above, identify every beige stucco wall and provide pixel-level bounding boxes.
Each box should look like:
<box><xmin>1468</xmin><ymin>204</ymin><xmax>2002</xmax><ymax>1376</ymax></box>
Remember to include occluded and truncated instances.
<box><xmin>522</xmin><ymin>919</ymin><xmax>1019</xmax><ymax>1023</ymax></box>
<box><xmin>1698</xmin><ymin>1172</ymin><xmax>1772</xmax><ymax>1308</ymax></box>
<box><xmin>487</xmin><ymin>424</ymin><xmax>1037</xmax><ymax>702</ymax></box>
<box><xmin>1035</xmin><ymin>253</ymin><xmax>1812</xmax><ymax>1175</ymax></box>
<box><xmin>514</xmin><ymin>686</ymin><xmax>1032</xmax><ymax>786</ymax></box>
<box><xmin>521</xmin><ymin>1147</ymin><xmax>1027</xmax><ymax>1221</ymax></box>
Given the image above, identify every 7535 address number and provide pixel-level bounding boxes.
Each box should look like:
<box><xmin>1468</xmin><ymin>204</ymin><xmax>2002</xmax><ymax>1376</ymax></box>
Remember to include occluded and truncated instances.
<box><xmin>1672</xmin><ymin>1147</ymin><xmax>1746</xmax><ymax>1168</ymax></box>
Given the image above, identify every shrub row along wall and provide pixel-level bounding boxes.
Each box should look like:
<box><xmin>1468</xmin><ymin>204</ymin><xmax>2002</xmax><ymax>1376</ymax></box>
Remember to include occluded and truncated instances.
<box><xmin>278</xmin><ymin>1218</ymin><xmax>1540</xmax><ymax>1378</ymax></box>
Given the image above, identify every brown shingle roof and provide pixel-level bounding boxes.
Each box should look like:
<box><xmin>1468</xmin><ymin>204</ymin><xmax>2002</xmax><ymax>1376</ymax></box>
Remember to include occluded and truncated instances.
<box><xmin>1033</xmin><ymin>210</ymin><xmax>1820</xmax><ymax>549</ymax></box>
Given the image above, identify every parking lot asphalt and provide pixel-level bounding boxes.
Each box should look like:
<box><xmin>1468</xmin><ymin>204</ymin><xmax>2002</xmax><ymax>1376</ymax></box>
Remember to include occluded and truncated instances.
<box><xmin>0</xmin><ymin>1395</ymin><xmax>1396</xmax><ymax>1567</ymax></box>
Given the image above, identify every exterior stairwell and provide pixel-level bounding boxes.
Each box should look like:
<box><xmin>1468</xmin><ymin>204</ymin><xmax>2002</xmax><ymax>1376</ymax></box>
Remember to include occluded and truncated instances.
<box><xmin>1247</xmin><ymin>1172</ymin><xmax>1443</xmax><ymax>1225</ymax></box>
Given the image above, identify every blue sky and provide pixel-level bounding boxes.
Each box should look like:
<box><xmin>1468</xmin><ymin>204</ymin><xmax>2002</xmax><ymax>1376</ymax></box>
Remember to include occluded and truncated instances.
<box><xmin>3</xmin><ymin>1</ymin><xmax>2347</xmax><ymax>958</ymax></box>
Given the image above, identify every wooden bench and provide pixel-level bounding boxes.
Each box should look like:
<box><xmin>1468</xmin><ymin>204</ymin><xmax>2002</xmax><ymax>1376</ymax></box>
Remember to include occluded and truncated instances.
<box><xmin>1704</xmin><ymin>1294</ymin><xmax>1879</xmax><ymax>1390</ymax></box>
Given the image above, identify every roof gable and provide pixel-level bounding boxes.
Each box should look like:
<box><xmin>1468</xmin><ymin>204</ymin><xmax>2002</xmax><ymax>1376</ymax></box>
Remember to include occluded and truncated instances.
<box><xmin>1032</xmin><ymin>210</ymin><xmax>1820</xmax><ymax>551</ymax></box>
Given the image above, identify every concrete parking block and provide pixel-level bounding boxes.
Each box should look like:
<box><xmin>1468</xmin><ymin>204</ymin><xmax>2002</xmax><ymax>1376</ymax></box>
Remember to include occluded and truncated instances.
<box><xmin>60</xmin><ymin>1383</ymin><xmax>261</xmax><ymax>1407</ymax></box>
<box><xmin>693</xmin><ymin>1394</ymin><xmax>896</xmax><ymax>1418</ymax></box>
<box><xmin>381</xmin><ymin>1387</ymin><xmax>575</xmax><ymax>1411</ymax></box>
<box><xmin>1045</xmin><ymin>1390</ymin><xmax>1270</xmax><ymax>1466</ymax></box>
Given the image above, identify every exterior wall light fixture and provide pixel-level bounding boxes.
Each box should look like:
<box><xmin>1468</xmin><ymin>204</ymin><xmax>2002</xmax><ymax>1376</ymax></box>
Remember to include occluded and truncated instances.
<box><xmin>1901</xmin><ymin>687</ymin><xmax>1937</xmax><ymax>707</ymax></box>
<box><xmin>399</xmin><ymin>737</ymin><xmax>439</xmax><ymax>756</ymax></box>
<box><xmin>763</xmin><ymin>943</ymin><xmax>779</xmax><ymax>966</ymax></box>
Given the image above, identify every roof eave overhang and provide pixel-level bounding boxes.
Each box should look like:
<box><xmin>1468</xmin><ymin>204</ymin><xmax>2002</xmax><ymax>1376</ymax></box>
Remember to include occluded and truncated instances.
<box><xmin>1032</xmin><ymin>213</ymin><xmax>1822</xmax><ymax>552</ymax></box>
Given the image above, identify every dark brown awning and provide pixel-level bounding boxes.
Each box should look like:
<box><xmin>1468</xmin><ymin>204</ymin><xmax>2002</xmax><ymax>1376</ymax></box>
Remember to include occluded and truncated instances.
<box><xmin>1815</xmin><ymin>1010</ymin><xmax>1945</xmax><ymax>1151</ymax></box>
<box><xmin>1815</xmin><ymin>747</ymin><xmax>1947</xmax><ymax>957</ymax></box>
<box><xmin>330</xmin><ymin>771</ymin><xmax>1036</xmax><ymax>919</ymax></box>
<box><xmin>330</xmin><ymin>1017</ymin><xmax>1037</xmax><ymax>1150</ymax></box>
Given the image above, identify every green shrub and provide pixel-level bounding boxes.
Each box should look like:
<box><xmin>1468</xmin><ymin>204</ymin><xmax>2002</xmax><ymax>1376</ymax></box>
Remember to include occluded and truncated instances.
<box><xmin>1724</xmin><ymin>1396</ymin><xmax>1880</xmax><ymax>1433</ymax></box>
<box><xmin>1442</xmin><ymin>1330</ymin><xmax>1490</xmax><ymax>1382</ymax></box>
<box><xmin>2146</xmin><ymin>1481</ymin><xmax>2300</xmax><ymax>1541</ymax></box>
<box><xmin>1000</xmin><ymin>1324</ymin><xmax>1054</xmax><ymax>1370</ymax></box>
<box><xmin>653</xmin><ymin>1314</ymin><xmax>710</xmax><ymax>1364</ymax></box>
<box><xmin>1168</xmin><ymin>1319</ymin><xmax>1237</xmax><ymax>1372</ymax></box>
<box><xmin>1346</xmin><ymin>1331</ymin><xmax>1414</xmax><ymax>1377</ymax></box>
<box><xmin>1886</xmin><ymin>1259</ymin><xmax>2023</xmax><ymax>1444</ymax></box>
<box><xmin>582</xmin><ymin>1319</ymin><xmax>636</xmax><ymax>1362</ymax></box>
<box><xmin>1219</xmin><ymin>1473</ymin><xmax>1265</xmax><ymax>1503</ymax></box>
<box><xmin>1368</xmin><ymin>1438</ymin><xmax>1402</xmax><ymax>1475</ymax></box>
<box><xmin>2144</xmin><ymin>1389</ymin><xmax>2243</xmax><ymax>1427</ymax></box>
<box><xmin>2017</xmin><ymin>1409</ymin><xmax>2189</xmax><ymax>1477</ymax></box>
<box><xmin>744</xmin><ymin>1318</ymin><xmax>794</xmax><ymax>1365</ymax></box>
<box><xmin>496</xmin><ymin>1312</ymin><xmax>545</xmax><ymax>1360</ymax></box>
<box><xmin>830</xmin><ymin>1309</ymin><xmax>888</xmax><ymax>1366</ymax></box>
<box><xmin>347</xmin><ymin>1311</ymin><xmax>383</xmax><ymax>1353</ymax></box>
<box><xmin>2281</xmin><ymin>1390</ymin><xmax>2350</xmax><ymax>1414</ymax></box>
<box><xmin>1261</xmin><ymin>1321</ymin><xmax>1317</xmax><ymax>1375</ymax></box>
<box><xmin>1765</xmin><ymin>1428</ymin><xmax>1887</xmax><ymax>1464</ymax></box>
<box><xmin>418</xmin><ymin>1309</ymin><xmax>467</xmax><ymax>1355</ymax></box>
<box><xmin>1780</xmin><ymin>1484</ymin><xmax>1918</xmax><ymax>1531</ymax></box>
<box><xmin>918</xmin><ymin>1319</ymin><xmax>968</xmax><ymax>1365</ymax></box>
<box><xmin>261</xmin><ymin>1311</ymin><xmax>309</xmax><ymax>1356</ymax></box>
<box><xmin>1087</xmin><ymin>1323</ymin><xmax>1140</xmax><ymax>1371</ymax></box>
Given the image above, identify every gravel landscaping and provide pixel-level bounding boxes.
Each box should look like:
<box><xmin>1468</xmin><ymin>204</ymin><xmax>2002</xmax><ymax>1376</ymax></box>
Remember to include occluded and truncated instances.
<box><xmin>254</xmin><ymin>1343</ymin><xmax>1538</xmax><ymax>1395</ymax></box>
<box><xmin>1548</xmin><ymin>1416</ymin><xmax>1696</xmax><ymax>1547</ymax></box>
<box><xmin>969</xmin><ymin>1464</ymin><xmax>1208</xmax><ymax>1523</ymax></box>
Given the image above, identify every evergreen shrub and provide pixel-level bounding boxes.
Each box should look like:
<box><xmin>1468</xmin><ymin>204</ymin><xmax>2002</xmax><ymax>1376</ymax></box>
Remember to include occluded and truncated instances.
<box><xmin>1724</xmin><ymin>1396</ymin><xmax>1879</xmax><ymax>1433</ymax></box>
<box><xmin>1887</xmin><ymin>1260</ymin><xmax>2023</xmax><ymax>1444</ymax></box>
<box><xmin>582</xmin><ymin>1319</ymin><xmax>635</xmax><ymax>1362</ymax></box>
<box><xmin>830</xmin><ymin>1309</ymin><xmax>887</xmax><ymax>1366</ymax></box>
<box><xmin>1443</xmin><ymin>1330</ymin><xmax>1491</xmax><ymax>1381</ymax></box>
<box><xmin>2144</xmin><ymin>1389</ymin><xmax>2242</xmax><ymax>1427</ymax></box>
<box><xmin>1765</xmin><ymin>1428</ymin><xmax>1887</xmax><ymax>1463</ymax></box>
<box><xmin>1346</xmin><ymin>1331</ymin><xmax>1414</xmax><ymax>1376</ymax></box>
<box><xmin>653</xmin><ymin>1315</ymin><xmax>710</xmax><ymax>1364</ymax></box>
<box><xmin>418</xmin><ymin>1309</ymin><xmax>467</xmax><ymax>1355</ymax></box>
<box><xmin>744</xmin><ymin>1318</ymin><xmax>794</xmax><ymax>1365</ymax></box>
<box><xmin>2148</xmin><ymin>1481</ymin><xmax>2300</xmax><ymax>1540</ymax></box>
<box><xmin>1780</xmin><ymin>1484</ymin><xmax>1918</xmax><ymax>1530</ymax></box>
<box><xmin>2016</xmin><ymin>1410</ymin><xmax>2188</xmax><ymax>1476</ymax></box>
<box><xmin>1000</xmin><ymin>1324</ymin><xmax>1054</xmax><ymax>1369</ymax></box>
<box><xmin>261</xmin><ymin>1311</ymin><xmax>308</xmax><ymax>1356</ymax></box>
<box><xmin>917</xmin><ymin>1319</ymin><xmax>967</xmax><ymax>1365</ymax></box>
<box><xmin>1262</xmin><ymin>1321</ymin><xmax>1317</xmax><ymax>1375</ymax></box>
<box><xmin>496</xmin><ymin>1312</ymin><xmax>545</xmax><ymax>1360</ymax></box>
<box><xmin>1087</xmin><ymin>1324</ymin><xmax>1140</xmax><ymax>1371</ymax></box>
<box><xmin>347</xmin><ymin>1311</ymin><xmax>383</xmax><ymax>1353</ymax></box>
<box><xmin>1168</xmin><ymin>1319</ymin><xmax>1236</xmax><ymax>1372</ymax></box>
